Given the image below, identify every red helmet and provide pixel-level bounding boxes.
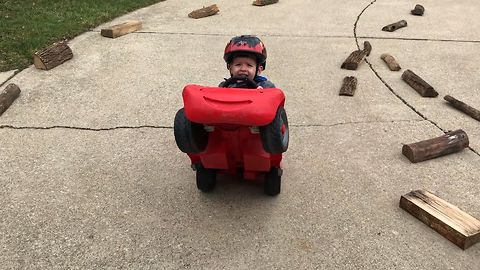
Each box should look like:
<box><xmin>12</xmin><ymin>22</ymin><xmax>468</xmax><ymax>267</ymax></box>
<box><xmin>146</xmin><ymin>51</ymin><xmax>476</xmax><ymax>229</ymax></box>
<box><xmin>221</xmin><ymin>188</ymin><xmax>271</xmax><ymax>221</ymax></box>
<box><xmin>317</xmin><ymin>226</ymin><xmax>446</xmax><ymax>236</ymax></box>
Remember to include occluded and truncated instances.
<box><xmin>224</xmin><ymin>35</ymin><xmax>267</xmax><ymax>69</ymax></box>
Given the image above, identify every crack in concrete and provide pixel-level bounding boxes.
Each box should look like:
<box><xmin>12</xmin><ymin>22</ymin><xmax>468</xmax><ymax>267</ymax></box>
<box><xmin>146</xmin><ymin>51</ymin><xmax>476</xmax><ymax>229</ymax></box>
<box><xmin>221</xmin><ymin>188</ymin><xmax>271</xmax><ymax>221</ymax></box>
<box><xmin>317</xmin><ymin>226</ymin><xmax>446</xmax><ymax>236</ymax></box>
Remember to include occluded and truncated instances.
<box><xmin>1</xmin><ymin>119</ymin><xmax>422</xmax><ymax>131</ymax></box>
<box><xmin>0</xmin><ymin>124</ymin><xmax>171</xmax><ymax>131</ymax></box>
<box><xmin>354</xmin><ymin>0</ymin><xmax>480</xmax><ymax>158</ymax></box>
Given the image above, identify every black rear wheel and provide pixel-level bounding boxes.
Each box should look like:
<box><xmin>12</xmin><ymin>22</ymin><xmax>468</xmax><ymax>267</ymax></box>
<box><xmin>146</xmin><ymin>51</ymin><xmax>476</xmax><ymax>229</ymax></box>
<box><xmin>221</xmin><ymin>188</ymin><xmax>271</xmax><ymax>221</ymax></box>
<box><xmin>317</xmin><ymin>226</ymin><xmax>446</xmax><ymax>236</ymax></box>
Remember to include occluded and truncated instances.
<box><xmin>264</xmin><ymin>167</ymin><xmax>281</xmax><ymax>196</ymax></box>
<box><xmin>196</xmin><ymin>165</ymin><xmax>217</xmax><ymax>192</ymax></box>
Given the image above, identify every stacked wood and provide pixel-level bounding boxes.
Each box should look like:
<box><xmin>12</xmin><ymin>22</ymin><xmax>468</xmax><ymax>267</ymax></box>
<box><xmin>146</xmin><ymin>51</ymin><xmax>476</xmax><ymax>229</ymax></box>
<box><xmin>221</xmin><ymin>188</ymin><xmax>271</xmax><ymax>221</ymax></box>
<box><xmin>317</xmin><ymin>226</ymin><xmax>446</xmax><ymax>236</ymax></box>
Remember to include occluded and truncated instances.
<box><xmin>253</xmin><ymin>0</ymin><xmax>279</xmax><ymax>6</ymax></box>
<box><xmin>381</xmin><ymin>53</ymin><xmax>401</xmax><ymax>71</ymax></box>
<box><xmin>0</xmin><ymin>83</ymin><xmax>21</xmax><ymax>116</ymax></box>
<box><xmin>101</xmin><ymin>20</ymin><xmax>142</xmax><ymax>38</ymax></box>
<box><xmin>33</xmin><ymin>41</ymin><xmax>73</xmax><ymax>70</ymax></box>
<box><xmin>411</xmin><ymin>5</ymin><xmax>425</xmax><ymax>16</ymax></box>
<box><xmin>400</xmin><ymin>190</ymin><xmax>480</xmax><ymax>250</ymax></box>
<box><xmin>382</xmin><ymin>20</ymin><xmax>408</xmax><ymax>32</ymax></box>
<box><xmin>401</xmin><ymin>69</ymin><xmax>438</xmax><ymax>97</ymax></box>
<box><xmin>339</xmin><ymin>76</ymin><xmax>357</xmax><ymax>96</ymax></box>
<box><xmin>341</xmin><ymin>50</ymin><xmax>367</xmax><ymax>70</ymax></box>
<box><xmin>188</xmin><ymin>4</ymin><xmax>219</xmax><ymax>19</ymax></box>
<box><xmin>402</xmin><ymin>129</ymin><xmax>469</xmax><ymax>163</ymax></box>
<box><xmin>363</xmin><ymin>41</ymin><xmax>372</xmax><ymax>56</ymax></box>
<box><xmin>444</xmin><ymin>95</ymin><xmax>480</xmax><ymax>122</ymax></box>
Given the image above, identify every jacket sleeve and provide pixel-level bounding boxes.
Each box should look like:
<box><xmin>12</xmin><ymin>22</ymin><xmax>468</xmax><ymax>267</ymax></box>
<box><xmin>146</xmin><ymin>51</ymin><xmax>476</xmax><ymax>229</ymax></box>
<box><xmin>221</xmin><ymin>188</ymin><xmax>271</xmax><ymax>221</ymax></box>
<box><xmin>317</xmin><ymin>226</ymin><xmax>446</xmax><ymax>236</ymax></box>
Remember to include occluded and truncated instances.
<box><xmin>258</xmin><ymin>80</ymin><xmax>276</xmax><ymax>88</ymax></box>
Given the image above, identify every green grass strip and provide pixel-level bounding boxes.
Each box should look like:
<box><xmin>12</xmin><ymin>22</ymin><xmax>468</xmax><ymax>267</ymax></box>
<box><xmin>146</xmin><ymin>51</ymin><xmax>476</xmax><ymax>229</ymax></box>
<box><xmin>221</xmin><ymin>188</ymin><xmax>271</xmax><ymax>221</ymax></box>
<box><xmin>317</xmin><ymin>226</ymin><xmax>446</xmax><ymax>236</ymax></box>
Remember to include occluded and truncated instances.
<box><xmin>0</xmin><ymin>0</ymin><xmax>165</xmax><ymax>72</ymax></box>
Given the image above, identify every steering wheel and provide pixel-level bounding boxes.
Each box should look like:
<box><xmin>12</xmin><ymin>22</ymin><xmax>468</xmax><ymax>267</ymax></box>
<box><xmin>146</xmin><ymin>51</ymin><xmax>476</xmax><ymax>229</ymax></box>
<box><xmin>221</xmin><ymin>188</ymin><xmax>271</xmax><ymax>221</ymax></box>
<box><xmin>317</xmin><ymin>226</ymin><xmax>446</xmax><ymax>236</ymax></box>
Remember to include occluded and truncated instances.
<box><xmin>222</xmin><ymin>76</ymin><xmax>258</xmax><ymax>89</ymax></box>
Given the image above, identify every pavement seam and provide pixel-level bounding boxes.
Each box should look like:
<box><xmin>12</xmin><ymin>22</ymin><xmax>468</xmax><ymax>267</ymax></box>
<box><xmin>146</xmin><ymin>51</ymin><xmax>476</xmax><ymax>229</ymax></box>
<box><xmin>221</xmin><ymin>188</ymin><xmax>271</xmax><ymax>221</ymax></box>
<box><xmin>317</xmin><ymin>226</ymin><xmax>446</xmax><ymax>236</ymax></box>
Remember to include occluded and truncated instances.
<box><xmin>291</xmin><ymin>119</ymin><xmax>424</xmax><ymax>128</ymax></box>
<box><xmin>90</xmin><ymin>30</ymin><xmax>356</xmax><ymax>39</ymax></box>
<box><xmin>0</xmin><ymin>70</ymin><xmax>20</xmax><ymax>88</ymax></box>
<box><xmin>353</xmin><ymin>0</ymin><xmax>480</xmax><ymax>159</ymax></box>
<box><xmin>90</xmin><ymin>30</ymin><xmax>480</xmax><ymax>44</ymax></box>
<box><xmin>357</xmin><ymin>35</ymin><xmax>480</xmax><ymax>44</ymax></box>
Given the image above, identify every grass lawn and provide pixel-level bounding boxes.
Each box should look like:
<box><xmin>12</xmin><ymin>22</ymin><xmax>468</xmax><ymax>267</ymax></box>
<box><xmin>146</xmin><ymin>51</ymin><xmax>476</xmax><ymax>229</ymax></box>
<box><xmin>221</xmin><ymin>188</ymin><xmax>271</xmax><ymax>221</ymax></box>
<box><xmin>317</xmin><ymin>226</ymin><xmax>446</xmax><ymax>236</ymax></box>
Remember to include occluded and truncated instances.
<box><xmin>0</xmin><ymin>0</ymin><xmax>165</xmax><ymax>72</ymax></box>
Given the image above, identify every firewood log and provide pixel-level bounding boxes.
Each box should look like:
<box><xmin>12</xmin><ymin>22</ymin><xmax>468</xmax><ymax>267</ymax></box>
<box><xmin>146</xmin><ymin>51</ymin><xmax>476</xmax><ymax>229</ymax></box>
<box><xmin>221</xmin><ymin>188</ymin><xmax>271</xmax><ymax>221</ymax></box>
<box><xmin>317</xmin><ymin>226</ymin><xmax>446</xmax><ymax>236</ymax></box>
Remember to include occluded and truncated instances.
<box><xmin>444</xmin><ymin>95</ymin><xmax>480</xmax><ymax>122</ymax></box>
<box><xmin>363</xmin><ymin>41</ymin><xmax>372</xmax><ymax>56</ymax></box>
<box><xmin>341</xmin><ymin>50</ymin><xmax>367</xmax><ymax>70</ymax></box>
<box><xmin>339</xmin><ymin>76</ymin><xmax>357</xmax><ymax>96</ymax></box>
<box><xmin>411</xmin><ymin>5</ymin><xmax>425</xmax><ymax>16</ymax></box>
<box><xmin>402</xmin><ymin>129</ymin><xmax>469</xmax><ymax>163</ymax></box>
<box><xmin>188</xmin><ymin>4</ymin><xmax>219</xmax><ymax>19</ymax></box>
<box><xmin>33</xmin><ymin>41</ymin><xmax>73</xmax><ymax>70</ymax></box>
<box><xmin>382</xmin><ymin>20</ymin><xmax>407</xmax><ymax>32</ymax></box>
<box><xmin>401</xmin><ymin>69</ymin><xmax>438</xmax><ymax>97</ymax></box>
<box><xmin>400</xmin><ymin>189</ymin><xmax>480</xmax><ymax>250</ymax></box>
<box><xmin>0</xmin><ymin>83</ymin><xmax>21</xmax><ymax>116</ymax></box>
<box><xmin>101</xmin><ymin>20</ymin><xmax>142</xmax><ymax>38</ymax></box>
<box><xmin>380</xmin><ymin>53</ymin><xmax>401</xmax><ymax>71</ymax></box>
<box><xmin>253</xmin><ymin>0</ymin><xmax>279</xmax><ymax>6</ymax></box>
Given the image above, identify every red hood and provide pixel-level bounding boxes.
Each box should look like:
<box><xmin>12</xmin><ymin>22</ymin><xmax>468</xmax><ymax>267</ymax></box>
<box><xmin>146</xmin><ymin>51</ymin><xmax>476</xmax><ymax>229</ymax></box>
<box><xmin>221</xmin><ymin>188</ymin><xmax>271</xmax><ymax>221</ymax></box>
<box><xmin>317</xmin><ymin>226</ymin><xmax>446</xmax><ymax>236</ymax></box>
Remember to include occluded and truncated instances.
<box><xmin>182</xmin><ymin>84</ymin><xmax>285</xmax><ymax>126</ymax></box>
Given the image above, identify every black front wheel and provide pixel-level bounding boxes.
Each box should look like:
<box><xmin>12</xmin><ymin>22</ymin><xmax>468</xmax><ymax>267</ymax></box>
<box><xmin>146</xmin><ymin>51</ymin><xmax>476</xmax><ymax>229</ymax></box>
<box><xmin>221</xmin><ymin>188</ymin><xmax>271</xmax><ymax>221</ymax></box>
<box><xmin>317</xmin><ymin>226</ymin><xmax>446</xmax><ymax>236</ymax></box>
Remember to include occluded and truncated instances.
<box><xmin>260</xmin><ymin>107</ymin><xmax>289</xmax><ymax>154</ymax></box>
<box><xmin>174</xmin><ymin>108</ymin><xmax>208</xmax><ymax>153</ymax></box>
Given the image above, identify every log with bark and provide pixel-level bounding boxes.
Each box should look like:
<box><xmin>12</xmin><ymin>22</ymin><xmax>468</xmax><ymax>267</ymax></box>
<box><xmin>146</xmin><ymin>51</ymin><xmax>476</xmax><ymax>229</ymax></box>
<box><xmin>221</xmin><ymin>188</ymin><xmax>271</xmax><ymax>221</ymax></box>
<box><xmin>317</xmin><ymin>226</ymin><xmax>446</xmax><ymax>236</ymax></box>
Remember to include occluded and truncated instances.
<box><xmin>253</xmin><ymin>0</ymin><xmax>279</xmax><ymax>6</ymax></box>
<box><xmin>0</xmin><ymin>83</ymin><xmax>21</xmax><ymax>116</ymax></box>
<box><xmin>380</xmin><ymin>53</ymin><xmax>401</xmax><ymax>71</ymax></box>
<box><xmin>339</xmin><ymin>76</ymin><xmax>357</xmax><ymax>96</ymax></box>
<box><xmin>188</xmin><ymin>4</ymin><xmax>219</xmax><ymax>19</ymax></box>
<box><xmin>341</xmin><ymin>50</ymin><xmax>367</xmax><ymax>70</ymax></box>
<box><xmin>411</xmin><ymin>4</ymin><xmax>425</xmax><ymax>16</ymax></box>
<box><xmin>444</xmin><ymin>95</ymin><xmax>480</xmax><ymax>122</ymax></box>
<box><xmin>402</xmin><ymin>129</ymin><xmax>469</xmax><ymax>163</ymax></box>
<box><xmin>33</xmin><ymin>41</ymin><xmax>73</xmax><ymax>70</ymax></box>
<box><xmin>363</xmin><ymin>41</ymin><xmax>372</xmax><ymax>56</ymax></box>
<box><xmin>101</xmin><ymin>20</ymin><xmax>142</xmax><ymax>38</ymax></box>
<box><xmin>401</xmin><ymin>69</ymin><xmax>438</xmax><ymax>97</ymax></box>
<box><xmin>400</xmin><ymin>189</ymin><xmax>480</xmax><ymax>250</ymax></box>
<box><xmin>382</xmin><ymin>20</ymin><xmax>407</xmax><ymax>32</ymax></box>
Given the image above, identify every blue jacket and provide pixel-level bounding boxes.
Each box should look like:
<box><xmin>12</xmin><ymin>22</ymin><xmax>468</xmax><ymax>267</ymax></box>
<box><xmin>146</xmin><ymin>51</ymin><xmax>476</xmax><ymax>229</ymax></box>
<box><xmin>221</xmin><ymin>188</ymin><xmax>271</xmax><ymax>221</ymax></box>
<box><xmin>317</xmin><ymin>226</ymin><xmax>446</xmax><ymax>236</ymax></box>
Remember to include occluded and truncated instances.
<box><xmin>254</xmin><ymin>75</ymin><xmax>276</xmax><ymax>88</ymax></box>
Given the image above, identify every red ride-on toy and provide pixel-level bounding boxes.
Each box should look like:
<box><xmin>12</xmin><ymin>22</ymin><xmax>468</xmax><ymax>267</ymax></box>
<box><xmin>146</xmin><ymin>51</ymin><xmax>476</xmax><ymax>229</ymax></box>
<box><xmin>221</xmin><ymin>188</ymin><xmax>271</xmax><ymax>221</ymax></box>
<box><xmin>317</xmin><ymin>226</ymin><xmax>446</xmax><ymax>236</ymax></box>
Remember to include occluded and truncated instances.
<box><xmin>174</xmin><ymin>76</ymin><xmax>289</xmax><ymax>196</ymax></box>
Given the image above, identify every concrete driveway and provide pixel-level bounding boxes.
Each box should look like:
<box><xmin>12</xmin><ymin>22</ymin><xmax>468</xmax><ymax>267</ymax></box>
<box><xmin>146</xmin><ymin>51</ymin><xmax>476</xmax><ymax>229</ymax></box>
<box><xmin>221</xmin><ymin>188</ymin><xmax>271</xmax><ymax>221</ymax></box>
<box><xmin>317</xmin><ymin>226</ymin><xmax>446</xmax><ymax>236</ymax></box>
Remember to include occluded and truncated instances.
<box><xmin>1</xmin><ymin>0</ymin><xmax>479</xmax><ymax>268</ymax></box>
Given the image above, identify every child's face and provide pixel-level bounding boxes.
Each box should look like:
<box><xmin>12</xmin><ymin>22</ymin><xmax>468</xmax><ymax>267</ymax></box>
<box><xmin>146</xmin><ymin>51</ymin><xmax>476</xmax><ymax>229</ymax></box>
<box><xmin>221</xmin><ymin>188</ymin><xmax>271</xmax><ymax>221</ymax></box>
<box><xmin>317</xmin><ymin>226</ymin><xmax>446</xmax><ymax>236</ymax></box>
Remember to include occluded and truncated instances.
<box><xmin>228</xmin><ymin>56</ymin><xmax>261</xmax><ymax>81</ymax></box>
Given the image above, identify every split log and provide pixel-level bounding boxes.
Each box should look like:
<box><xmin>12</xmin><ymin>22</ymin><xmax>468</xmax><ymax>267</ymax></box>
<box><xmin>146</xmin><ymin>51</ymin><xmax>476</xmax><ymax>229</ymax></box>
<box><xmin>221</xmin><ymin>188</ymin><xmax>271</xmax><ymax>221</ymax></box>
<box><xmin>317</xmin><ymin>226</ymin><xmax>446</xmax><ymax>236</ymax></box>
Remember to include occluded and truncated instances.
<box><xmin>444</xmin><ymin>95</ymin><xmax>480</xmax><ymax>122</ymax></box>
<box><xmin>188</xmin><ymin>4</ymin><xmax>219</xmax><ymax>19</ymax></box>
<box><xmin>0</xmin><ymin>83</ymin><xmax>21</xmax><ymax>116</ymax></box>
<box><xmin>401</xmin><ymin>69</ymin><xmax>438</xmax><ymax>97</ymax></box>
<box><xmin>101</xmin><ymin>20</ymin><xmax>142</xmax><ymax>38</ymax></box>
<box><xmin>253</xmin><ymin>0</ymin><xmax>279</xmax><ymax>6</ymax></box>
<box><xmin>382</xmin><ymin>20</ymin><xmax>408</xmax><ymax>32</ymax></box>
<box><xmin>380</xmin><ymin>53</ymin><xmax>401</xmax><ymax>71</ymax></box>
<box><xmin>33</xmin><ymin>42</ymin><xmax>73</xmax><ymax>70</ymax></box>
<box><xmin>339</xmin><ymin>76</ymin><xmax>357</xmax><ymax>96</ymax></box>
<box><xmin>400</xmin><ymin>190</ymin><xmax>480</xmax><ymax>250</ymax></box>
<box><xmin>411</xmin><ymin>4</ymin><xmax>425</xmax><ymax>16</ymax></box>
<box><xmin>402</xmin><ymin>129</ymin><xmax>469</xmax><ymax>163</ymax></box>
<box><xmin>363</xmin><ymin>41</ymin><xmax>372</xmax><ymax>56</ymax></box>
<box><xmin>341</xmin><ymin>50</ymin><xmax>367</xmax><ymax>70</ymax></box>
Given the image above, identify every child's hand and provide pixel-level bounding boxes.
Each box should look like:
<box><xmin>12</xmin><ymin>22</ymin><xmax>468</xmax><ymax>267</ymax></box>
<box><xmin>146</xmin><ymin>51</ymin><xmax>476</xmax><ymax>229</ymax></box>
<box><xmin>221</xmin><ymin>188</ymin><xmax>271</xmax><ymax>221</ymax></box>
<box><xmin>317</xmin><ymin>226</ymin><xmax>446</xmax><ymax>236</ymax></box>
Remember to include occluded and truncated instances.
<box><xmin>257</xmin><ymin>86</ymin><xmax>263</xmax><ymax>89</ymax></box>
